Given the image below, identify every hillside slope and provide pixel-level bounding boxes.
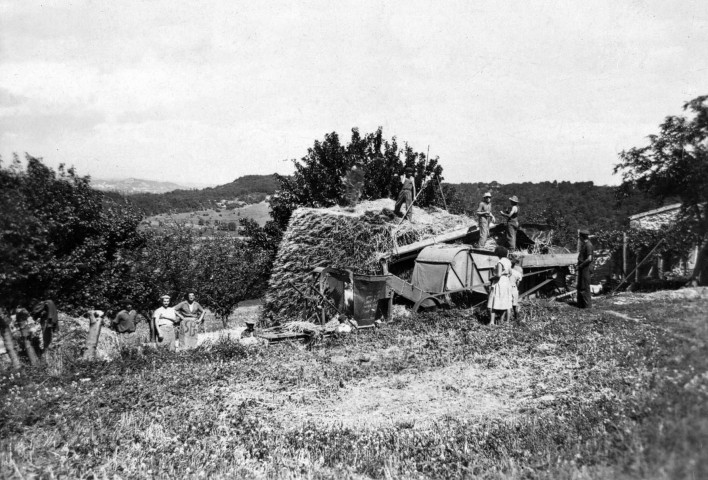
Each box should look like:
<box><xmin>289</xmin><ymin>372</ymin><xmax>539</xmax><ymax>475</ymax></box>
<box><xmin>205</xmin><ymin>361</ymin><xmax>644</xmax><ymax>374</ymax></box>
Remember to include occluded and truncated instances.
<box><xmin>104</xmin><ymin>174</ymin><xmax>280</xmax><ymax>216</ymax></box>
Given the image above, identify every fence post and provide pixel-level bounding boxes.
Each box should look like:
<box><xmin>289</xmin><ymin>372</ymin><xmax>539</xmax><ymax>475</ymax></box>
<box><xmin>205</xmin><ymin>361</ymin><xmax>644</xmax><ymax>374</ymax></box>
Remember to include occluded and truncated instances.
<box><xmin>622</xmin><ymin>232</ymin><xmax>628</xmax><ymax>278</ymax></box>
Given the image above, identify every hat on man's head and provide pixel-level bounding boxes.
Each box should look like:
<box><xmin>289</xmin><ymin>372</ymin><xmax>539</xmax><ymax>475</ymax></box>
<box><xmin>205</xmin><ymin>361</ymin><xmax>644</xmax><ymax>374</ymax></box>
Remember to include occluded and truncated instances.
<box><xmin>404</xmin><ymin>167</ymin><xmax>414</xmax><ymax>174</ymax></box>
<box><xmin>509</xmin><ymin>195</ymin><xmax>519</xmax><ymax>203</ymax></box>
<box><xmin>483</xmin><ymin>192</ymin><xmax>492</xmax><ymax>197</ymax></box>
<box><xmin>160</xmin><ymin>294</ymin><xmax>171</xmax><ymax>301</ymax></box>
<box><xmin>578</xmin><ymin>228</ymin><xmax>591</xmax><ymax>236</ymax></box>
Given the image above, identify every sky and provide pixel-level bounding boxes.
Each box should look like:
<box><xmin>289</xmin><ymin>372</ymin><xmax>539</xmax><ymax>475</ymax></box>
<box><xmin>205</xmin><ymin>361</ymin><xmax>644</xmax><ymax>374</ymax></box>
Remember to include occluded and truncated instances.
<box><xmin>0</xmin><ymin>1</ymin><xmax>706</xmax><ymax>186</ymax></box>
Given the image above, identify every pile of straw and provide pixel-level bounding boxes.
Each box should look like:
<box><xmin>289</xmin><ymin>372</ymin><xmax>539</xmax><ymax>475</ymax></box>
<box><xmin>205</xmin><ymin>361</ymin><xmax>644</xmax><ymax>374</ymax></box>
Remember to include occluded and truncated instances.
<box><xmin>264</xmin><ymin>199</ymin><xmax>475</xmax><ymax>319</ymax></box>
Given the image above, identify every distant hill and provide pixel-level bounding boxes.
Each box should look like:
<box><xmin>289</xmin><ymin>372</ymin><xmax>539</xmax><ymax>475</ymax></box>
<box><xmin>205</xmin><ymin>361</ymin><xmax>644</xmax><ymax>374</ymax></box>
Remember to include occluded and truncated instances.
<box><xmin>92</xmin><ymin>177</ymin><xmax>204</xmax><ymax>194</ymax></box>
<box><xmin>104</xmin><ymin>174</ymin><xmax>280</xmax><ymax>216</ymax></box>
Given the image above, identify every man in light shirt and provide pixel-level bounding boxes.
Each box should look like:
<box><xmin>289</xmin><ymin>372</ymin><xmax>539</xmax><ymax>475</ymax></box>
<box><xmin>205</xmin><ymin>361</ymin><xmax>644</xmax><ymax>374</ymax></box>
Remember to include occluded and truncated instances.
<box><xmin>153</xmin><ymin>294</ymin><xmax>179</xmax><ymax>350</ymax></box>
<box><xmin>476</xmin><ymin>192</ymin><xmax>495</xmax><ymax>248</ymax></box>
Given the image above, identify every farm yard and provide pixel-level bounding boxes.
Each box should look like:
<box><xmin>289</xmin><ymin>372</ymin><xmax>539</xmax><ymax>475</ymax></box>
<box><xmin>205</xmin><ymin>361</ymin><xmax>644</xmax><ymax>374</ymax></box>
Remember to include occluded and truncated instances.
<box><xmin>143</xmin><ymin>201</ymin><xmax>272</xmax><ymax>229</ymax></box>
<box><xmin>2</xmin><ymin>289</ymin><xmax>707</xmax><ymax>479</ymax></box>
<box><xmin>3</xmin><ymin>2</ymin><xmax>708</xmax><ymax>479</ymax></box>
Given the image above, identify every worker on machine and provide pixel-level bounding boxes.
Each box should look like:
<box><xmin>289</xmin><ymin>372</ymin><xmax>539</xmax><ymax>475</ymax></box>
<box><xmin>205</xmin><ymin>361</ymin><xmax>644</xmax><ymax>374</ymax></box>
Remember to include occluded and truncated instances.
<box><xmin>476</xmin><ymin>192</ymin><xmax>495</xmax><ymax>248</ymax></box>
<box><xmin>500</xmin><ymin>195</ymin><xmax>520</xmax><ymax>250</ymax></box>
<box><xmin>342</xmin><ymin>161</ymin><xmax>365</xmax><ymax>208</ymax></box>
<box><xmin>394</xmin><ymin>167</ymin><xmax>416</xmax><ymax>221</ymax></box>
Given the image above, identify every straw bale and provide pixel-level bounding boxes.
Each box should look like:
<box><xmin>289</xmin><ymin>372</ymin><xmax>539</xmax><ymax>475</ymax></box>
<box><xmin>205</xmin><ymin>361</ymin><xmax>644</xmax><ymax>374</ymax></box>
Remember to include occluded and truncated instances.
<box><xmin>264</xmin><ymin>199</ymin><xmax>475</xmax><ymax>320</ymax></box>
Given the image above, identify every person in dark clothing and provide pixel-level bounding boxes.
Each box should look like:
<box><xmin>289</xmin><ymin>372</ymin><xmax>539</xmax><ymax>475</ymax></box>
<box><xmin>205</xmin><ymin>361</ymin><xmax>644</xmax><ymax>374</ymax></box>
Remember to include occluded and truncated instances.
<box><xmin>576</xmin><ymin>229</ymin><xmax>594</xmax><ymax>308</ymax></box>
<box><xmin>30</xmin><ymin>299</ymin><xmax>59</xmax><ymax>354</ymax></box>
<box><xmin>394</xmin><ymin>167</ymin><xmax>416</xmax><ymax>221</ymax></box>
<box><xmin>112</xmin><ymin>299</ymin><xmax>138</xmax><ymax>333</ymax></box>
<box><xmin>500</xmin><ymin>195</ymin><xmax>520</xmax><ymax>250</ymax></box>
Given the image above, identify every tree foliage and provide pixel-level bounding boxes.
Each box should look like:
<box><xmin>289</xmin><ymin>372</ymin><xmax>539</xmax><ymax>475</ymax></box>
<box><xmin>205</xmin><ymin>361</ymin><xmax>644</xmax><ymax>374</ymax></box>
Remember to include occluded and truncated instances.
<box><xmin>269</xmin><ymin>127</ymin><xmax>446</xmax><ymax>228</ymax></box>
<box><xmin>615</xmin><ymin>95</ymin><xmax>708</xmax><ymax>236</ymax></box>
<box><xmin>1</xmin><ymin>155</ymin><xmax>274</xmax><ymax>319</ymax></box>
<box><xmin>615</xmin><ymin>95</ymin><xmax>708</xmax><ymax>282</ymax></box>
<box><xmin>0</xmin><ymin>154</ymin><xmax>143</xmax><ymax>310</ymax></box>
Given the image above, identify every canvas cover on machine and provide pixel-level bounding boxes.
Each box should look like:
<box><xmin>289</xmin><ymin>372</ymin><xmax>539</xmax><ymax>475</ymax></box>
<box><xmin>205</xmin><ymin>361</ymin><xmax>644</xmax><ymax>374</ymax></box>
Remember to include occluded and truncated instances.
<box><xmin>412</xmin><ymin>245</ymin><xmax>473</xmax><ymax>293</ymax></box>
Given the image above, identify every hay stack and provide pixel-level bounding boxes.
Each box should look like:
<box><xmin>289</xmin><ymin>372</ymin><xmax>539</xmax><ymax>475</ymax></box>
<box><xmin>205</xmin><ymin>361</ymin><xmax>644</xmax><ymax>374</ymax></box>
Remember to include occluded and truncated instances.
<box><xmin>264</xmin><ymin>199</ymin><xmax>475</xmax><ymax>319</ymax></box>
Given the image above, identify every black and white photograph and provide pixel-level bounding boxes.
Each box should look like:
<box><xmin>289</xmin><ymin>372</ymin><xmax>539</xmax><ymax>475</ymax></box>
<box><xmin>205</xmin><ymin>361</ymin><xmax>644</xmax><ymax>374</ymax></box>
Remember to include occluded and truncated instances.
<box><xmin>1</xmin><ymin>1</ymin><xmax>707</xmax><ymax>478</ymax></box>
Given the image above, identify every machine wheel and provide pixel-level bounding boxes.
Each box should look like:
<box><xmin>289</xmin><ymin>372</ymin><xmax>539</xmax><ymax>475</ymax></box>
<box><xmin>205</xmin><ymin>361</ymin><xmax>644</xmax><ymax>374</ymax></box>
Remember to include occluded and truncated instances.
<box><xmin>413</xmin><ymin>296</ymin><xmax>442</xmax><ymax>313</ymax></box>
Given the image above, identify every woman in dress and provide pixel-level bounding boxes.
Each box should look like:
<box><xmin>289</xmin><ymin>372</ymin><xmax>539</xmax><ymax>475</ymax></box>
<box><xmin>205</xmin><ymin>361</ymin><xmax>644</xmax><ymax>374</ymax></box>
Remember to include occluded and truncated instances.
<box><xmin>488</xmin><ymin>246</ymin><xmax>512</xmax><ymax>325</ymax></box>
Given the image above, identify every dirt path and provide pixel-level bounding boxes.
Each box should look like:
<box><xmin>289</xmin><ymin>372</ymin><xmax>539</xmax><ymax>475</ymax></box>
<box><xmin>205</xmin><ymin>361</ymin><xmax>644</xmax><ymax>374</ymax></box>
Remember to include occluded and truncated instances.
<box><xmin>224</xmin><ymin>360</ymin><xmax>538</xmax><ymax>430</ymax></box>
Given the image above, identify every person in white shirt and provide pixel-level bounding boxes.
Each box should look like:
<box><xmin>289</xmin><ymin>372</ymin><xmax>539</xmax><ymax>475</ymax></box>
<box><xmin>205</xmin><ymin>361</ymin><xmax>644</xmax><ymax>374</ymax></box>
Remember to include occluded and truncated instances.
<box><xmin>153</xmin><ymin>295</ymin><xmax>179</xmax><ymax>350</ymax></box>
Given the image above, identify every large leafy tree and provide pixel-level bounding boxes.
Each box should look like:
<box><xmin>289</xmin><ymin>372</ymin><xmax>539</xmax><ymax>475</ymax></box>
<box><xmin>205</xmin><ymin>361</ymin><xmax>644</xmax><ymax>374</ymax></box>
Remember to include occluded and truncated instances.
<box><xmin>615</xmin><ymin>95</ymin><xmax>708</xmax><ymax>284</ymax></box>
<box><xmin>0</xmin><ymin>154</ymin><xmax>143</xmax><ymax>311</ymax></box>
<box><xmin>270</xmin><ymin>127</ymin><xmax>446</xmax><ymax>228</ymax></box>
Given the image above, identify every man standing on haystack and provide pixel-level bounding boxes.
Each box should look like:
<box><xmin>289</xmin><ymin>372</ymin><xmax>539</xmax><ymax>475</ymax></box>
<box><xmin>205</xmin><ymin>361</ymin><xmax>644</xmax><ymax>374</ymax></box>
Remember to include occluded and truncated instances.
<box><xmin>476</xmin><ymin>192</ymin><xmax>495</xmax><ymax>248</ymax></box>
<box><xmin>576</xmin><ymin>229</ymin><xmax>594</xmax><ymax>309</ymax></box>
<box><xmin>394</xmin><ymin>167</ymin><xmax>416</xmax><ymax>221</ymax></box>
<box><xmin>343</xmin><ymin>162</ymin><xmax>365</xmax><ymax>208</ymax></box>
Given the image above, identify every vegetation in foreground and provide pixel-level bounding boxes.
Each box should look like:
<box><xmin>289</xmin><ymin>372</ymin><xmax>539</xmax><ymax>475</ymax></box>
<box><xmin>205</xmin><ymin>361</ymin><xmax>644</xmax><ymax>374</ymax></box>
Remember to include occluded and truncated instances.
<box><xmin>1</xmin><ymin>293</ymin><xmax>707</xmax><ymax>479</ymax></box>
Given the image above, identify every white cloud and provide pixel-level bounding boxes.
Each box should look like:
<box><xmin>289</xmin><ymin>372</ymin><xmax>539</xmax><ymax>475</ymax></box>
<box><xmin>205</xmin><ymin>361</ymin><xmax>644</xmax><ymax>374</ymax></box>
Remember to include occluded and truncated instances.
<box><xmin>1</xmin><ymin>0</ymin><xmax>706</xmax><ymax>184</ymax></box>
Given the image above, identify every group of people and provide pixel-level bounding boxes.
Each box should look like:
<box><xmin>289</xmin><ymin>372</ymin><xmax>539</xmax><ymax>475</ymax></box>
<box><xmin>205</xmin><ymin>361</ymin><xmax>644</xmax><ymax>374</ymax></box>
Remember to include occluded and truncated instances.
<box><xmin>486</xmin><ymin>246</ymin><xmax>523</xmax><ymax>325</ymax></box>
<box><xmin>476</xmin><ymin>192</ymin><xmax>519</xmax><ymax>250</ymax></box>
<box><xmin>486</xmin><ymin>229</ymin><xmax>596</xmax><ymax>323</ymax></box>
<box><xmin>109</xmin><ymin>292</ymin><xmax>206</xmax><ymax>349</ymax></box>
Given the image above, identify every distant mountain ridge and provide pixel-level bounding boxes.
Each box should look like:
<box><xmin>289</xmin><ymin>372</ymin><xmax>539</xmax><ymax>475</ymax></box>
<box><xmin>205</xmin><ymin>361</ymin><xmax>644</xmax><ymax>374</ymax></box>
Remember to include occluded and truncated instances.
<box><xmin>103</xmin><ymin>174</ymin><xmax>281</xmax><ymax>216</ymax></box>
<box><xmin>92</xmin><ymin>177</ymin><xmax>209</xmax><ymax>194</ymax></box>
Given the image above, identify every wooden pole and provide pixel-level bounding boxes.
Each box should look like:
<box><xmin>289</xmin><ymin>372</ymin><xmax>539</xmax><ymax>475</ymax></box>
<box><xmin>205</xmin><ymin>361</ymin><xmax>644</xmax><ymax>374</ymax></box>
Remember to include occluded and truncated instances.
<box><xmin>622</xmin><ymin>232</ymin><xmax>628</xmax><ymax>278</ymax></box>
<box><xmin>613</xmin><ymin>238</ymin><xmax>665</xmax><ymax>294</ymax></box>
<box><xmin>0</xmin><ymin>309</ymin><xmax>21</xmax><ymax>370</ymax></box>
<box><xmin>437</xmin><ymin>178</ymin><xmax>448</xmax><ymax>211</ymax></box>
<box><xmin>83</xmin><ymin>310</ymin><xmax>104</xmax><ymax>360</ymax></box>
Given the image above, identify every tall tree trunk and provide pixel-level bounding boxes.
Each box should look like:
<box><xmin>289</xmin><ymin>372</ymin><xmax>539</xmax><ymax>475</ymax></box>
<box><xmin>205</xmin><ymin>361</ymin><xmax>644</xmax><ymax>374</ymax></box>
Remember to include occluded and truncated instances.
<box><xmin>0</xmin><ymin>309</ymin><xmax>21</xmax><ymax>370</ymax></box>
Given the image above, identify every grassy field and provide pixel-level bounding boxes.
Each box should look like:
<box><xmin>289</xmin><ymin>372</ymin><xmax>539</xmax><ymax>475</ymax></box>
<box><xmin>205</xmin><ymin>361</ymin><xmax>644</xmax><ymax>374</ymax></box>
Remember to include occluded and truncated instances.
<box><xmin>144</xmin><ymin>201</ymin><xmax>272</xmax><ymax>227</ymax></box>
<box><xmin>1</xmin><ymin>290</ymin><xmax>707</xmax><ymax>479</ymax></box>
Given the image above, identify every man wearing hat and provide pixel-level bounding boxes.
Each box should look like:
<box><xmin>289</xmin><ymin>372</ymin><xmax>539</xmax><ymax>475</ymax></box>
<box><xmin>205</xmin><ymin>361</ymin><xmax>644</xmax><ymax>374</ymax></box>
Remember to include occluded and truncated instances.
<box><xmin>500</xmin><ymin>195</ymin><xmax>520</xmax><ymax>250</ymax></box>
<box><xmin>475</xmin><ymin>192</ymin><xmax>495</xmax><ymax>248</ymax></box>
<box><xmin>394</xmin><ymin>167</ymin><xmax>416</xmax><ymax>221</ymax></box>
<box><xmin>153</xmin><ymin>294</ymin><xmax>180</xmax><ymax>349</ymax></box>
<box><xmin>576</xmin><ymin>229</ymin><xmax>594</xmax><ymax>309</ymax></box>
